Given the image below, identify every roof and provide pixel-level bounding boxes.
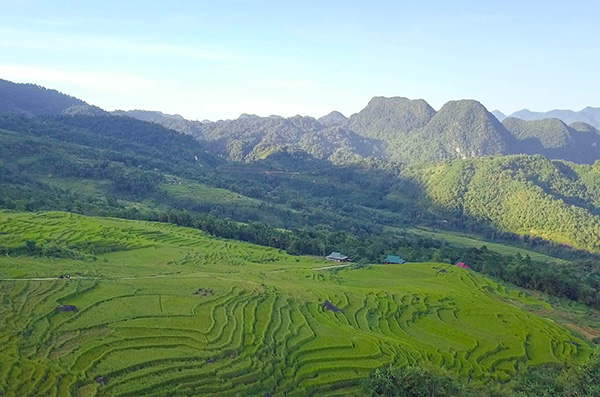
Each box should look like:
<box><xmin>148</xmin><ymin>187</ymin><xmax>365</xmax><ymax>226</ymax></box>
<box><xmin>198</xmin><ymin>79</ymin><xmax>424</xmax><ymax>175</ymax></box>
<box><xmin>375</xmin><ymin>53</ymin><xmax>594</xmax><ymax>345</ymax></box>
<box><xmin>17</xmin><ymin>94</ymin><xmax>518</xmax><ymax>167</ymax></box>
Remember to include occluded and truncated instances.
<box><xmin>456</xmin><ymin>262</ymin><xmax>470</xmax><ymax>269</ymax></box>
<box><xmin>326</xmin><ymin>252</ymin><xmax>348</xmax><ymax>260</ymax></box>
<box><xmin>384</xmin><ymin>255</ymin><xmax>405</xmax><ymax>264</ymax></box>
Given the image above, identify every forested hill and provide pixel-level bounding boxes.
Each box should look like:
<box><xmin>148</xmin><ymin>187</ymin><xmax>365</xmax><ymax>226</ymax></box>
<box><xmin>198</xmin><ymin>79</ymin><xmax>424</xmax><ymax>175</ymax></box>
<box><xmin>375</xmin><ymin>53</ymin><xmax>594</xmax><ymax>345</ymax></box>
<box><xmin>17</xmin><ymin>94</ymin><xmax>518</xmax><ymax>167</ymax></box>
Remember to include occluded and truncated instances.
<box><xmin>407</xmin><ymin>155</ymin><xmax>600</xmax><ymax>253</ymax></box>
<box><xmin>502</xmin><ymin>117</ymin><xmax>600</xmax><ymax>163</ymax></box>
<box><xmin>394</xmin><ymin>99</ymin><xmax>515</xmax><ymax>163</ymax></box>
<box><xmin>0</xmin><ymin>79</ymin><xmax>105</xmax><ymax>116</ymax></box>
<box><xmin>345</xmin><ymin>96</ymin><xmax>436</xmax><ymax>140</ymax></box>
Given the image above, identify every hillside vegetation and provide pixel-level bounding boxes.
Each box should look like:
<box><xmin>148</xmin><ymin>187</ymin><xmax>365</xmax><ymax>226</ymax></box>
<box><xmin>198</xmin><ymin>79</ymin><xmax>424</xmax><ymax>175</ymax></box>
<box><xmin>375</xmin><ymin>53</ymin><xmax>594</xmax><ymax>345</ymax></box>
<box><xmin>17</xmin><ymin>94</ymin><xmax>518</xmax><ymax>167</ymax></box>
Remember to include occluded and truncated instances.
<box><xmin>409</xmin><ymin>155</ymin><xmax>600</xmax><ymax>252</ymax></box>
<box><xmin>502</xmin><ymin>117</ymin><xmax>600</xmax><ymax>163</ymax></box>
<box><xmin>396</xmin><ymin>100</ymin><xmax>514</xmax><ymax>163</ymax></box>
<box><xmin>0</xmin><ymin>211</ymin><xmax>593</xmax><ymax>396</ymax></box>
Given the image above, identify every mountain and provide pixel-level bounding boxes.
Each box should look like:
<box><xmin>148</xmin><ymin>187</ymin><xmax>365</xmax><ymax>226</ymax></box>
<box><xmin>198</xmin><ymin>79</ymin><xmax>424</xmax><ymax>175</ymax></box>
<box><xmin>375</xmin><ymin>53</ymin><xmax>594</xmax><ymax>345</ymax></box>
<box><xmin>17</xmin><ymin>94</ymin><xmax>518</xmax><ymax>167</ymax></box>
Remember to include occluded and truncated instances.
<box><xmin>345</xmin><ymin>96</ymin><xmax>436</xmax><ymax>141</ymax></box>
<box><xmin>0</xmin><ymin>78</ymin><xmax>104</xmax><ymax>116</ymax></box>
<box><xmin>317</xmin><ymin>110</ymin><xmax>347</xmax><ymax>126</ymax></box>
<box><xmin>504</xmin><ymin>117</ymin><xmax>575</xmax><ymax>149</ymax></box>
<box><xmin>503</xmin><ymin>117</ymin><xmax>600</xmax><ymax>164</ymax></box>
<box><xmin>509</xmin><ymin>107</ymin><xmax>600</xmax><ymax>129</ymax></box>
<box><xmin>396</xmin><ymin>100</ymin><xmax>515</xmax><ymax>163</ymax></box>
<box><xmin>492</xmin><ymin>110</ymin><xmax>506</xmax><ymax>121</ymax></box>
<box><xmin>191</xmin><ymin>114</ymin><xmax>385</xmax><ymax>164</ymax></box>
<box><xmin>570</xmin><ymin>121</ymin><xmax>600</xmax><ymax>134</ymax></box>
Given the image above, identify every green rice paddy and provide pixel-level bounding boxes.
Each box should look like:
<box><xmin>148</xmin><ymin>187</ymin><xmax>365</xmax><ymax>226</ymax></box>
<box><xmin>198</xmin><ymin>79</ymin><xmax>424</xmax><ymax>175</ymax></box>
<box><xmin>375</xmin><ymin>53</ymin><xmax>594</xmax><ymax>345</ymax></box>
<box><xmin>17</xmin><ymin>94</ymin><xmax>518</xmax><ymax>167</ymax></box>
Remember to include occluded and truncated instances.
<box><xmin>0</xmin><ymin>212</ymin><xmax>592</xmax><ymax>396</ymax></box>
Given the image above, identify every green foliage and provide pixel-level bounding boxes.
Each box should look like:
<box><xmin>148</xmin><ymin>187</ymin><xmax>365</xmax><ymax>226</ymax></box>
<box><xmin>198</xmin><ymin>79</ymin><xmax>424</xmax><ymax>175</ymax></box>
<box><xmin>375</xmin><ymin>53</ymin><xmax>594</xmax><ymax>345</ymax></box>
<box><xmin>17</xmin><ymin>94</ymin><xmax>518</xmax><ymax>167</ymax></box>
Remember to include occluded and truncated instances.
<box><xmin>363</xmin><ymin>365</ymin><xmax>472</xmax><ymax>397</ymax></box>
<box><xmin>412</xmin><ymin>155</ymin><xmax>600</xmax><ymax>253</ymax></box>
<box><xmin>502</xmin><ymin>117</ymin><xmax>600</xmax><ymax>164</ymax></box>
<box><xmin>346</xmin><ymin>96</ymin><xmax>435</xmax><ymax>141</ymax></box>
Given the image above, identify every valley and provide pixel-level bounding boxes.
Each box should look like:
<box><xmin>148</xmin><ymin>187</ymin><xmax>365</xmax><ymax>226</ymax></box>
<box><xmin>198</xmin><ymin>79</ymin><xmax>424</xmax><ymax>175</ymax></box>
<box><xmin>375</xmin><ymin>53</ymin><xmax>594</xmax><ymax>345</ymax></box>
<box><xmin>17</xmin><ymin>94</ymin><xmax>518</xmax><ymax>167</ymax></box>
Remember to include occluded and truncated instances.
<box><xmin>0</xmin><ymin>78</ymin><xmax>599</xmax><ymax>395</ymax></box>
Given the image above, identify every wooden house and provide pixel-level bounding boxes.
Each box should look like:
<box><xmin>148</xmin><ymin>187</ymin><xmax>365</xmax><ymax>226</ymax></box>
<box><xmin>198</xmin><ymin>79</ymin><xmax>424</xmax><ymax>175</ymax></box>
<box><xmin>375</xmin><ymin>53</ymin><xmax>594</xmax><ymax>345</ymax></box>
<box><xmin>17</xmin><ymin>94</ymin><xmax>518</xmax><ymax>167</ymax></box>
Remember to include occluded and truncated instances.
<box><xmin>326</xmin><ymin>252</ymin><xmax>349</xmax><ymax>262</ymax></box>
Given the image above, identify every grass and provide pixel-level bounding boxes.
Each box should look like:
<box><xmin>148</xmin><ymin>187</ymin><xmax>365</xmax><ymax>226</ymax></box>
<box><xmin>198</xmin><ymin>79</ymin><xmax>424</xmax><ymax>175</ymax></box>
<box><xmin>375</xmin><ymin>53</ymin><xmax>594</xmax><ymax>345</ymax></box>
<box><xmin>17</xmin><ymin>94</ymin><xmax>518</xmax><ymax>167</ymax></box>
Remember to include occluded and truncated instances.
<box><xmin>0</xmin><ymin>211</ymin><xmax>594</xmax><ymax>396</ymax></box>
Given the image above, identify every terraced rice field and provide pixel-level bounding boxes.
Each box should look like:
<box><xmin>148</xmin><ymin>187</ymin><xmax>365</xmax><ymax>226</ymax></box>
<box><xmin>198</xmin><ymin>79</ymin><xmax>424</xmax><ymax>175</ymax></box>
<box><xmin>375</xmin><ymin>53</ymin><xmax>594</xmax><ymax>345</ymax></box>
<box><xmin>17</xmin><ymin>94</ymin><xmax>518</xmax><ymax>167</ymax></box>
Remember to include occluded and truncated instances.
<box><xmin>0</xmin><ymin>212</ymin><xmax>592</xmax><ymax>396</ymax></box>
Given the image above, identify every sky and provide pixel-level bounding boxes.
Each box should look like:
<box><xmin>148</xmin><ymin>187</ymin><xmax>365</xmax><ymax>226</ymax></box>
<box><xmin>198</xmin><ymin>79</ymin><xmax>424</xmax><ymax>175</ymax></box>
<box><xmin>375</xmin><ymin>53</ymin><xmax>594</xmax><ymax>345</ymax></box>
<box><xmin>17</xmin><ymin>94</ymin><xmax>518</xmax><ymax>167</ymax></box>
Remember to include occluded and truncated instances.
<box><xmin>0</xmin><ymin>0</ymin><xmax>598</xmax><ymax>120</ymax></box>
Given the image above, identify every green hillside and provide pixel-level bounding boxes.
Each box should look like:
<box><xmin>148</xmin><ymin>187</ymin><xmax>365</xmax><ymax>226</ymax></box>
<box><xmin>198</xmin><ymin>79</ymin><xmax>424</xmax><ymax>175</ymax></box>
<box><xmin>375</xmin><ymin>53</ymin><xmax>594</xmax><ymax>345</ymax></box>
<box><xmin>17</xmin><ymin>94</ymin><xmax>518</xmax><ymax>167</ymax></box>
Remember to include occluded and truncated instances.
<box><xmin>345</xmin><ymin>96</ymin><xmax>436</xmax><ymax>141</ymax></box>
<box><xmin>0</xmin><ymin>211</ymin><xmax>593</xmax><ymax>396</ymax></box>
<box><xmin>397</xmin><ymin>100</ymin><xmax>514</xmax><ymax>164</ymax></box>
<box><xmin>502</xmin><ymin>117</ymin><xmax>600</xmax><ymax>164</ymax></box>
<box><xmin>410</xmin><ymin>155</ymin><xmax>600</xmax><ymax>252</ymax></box>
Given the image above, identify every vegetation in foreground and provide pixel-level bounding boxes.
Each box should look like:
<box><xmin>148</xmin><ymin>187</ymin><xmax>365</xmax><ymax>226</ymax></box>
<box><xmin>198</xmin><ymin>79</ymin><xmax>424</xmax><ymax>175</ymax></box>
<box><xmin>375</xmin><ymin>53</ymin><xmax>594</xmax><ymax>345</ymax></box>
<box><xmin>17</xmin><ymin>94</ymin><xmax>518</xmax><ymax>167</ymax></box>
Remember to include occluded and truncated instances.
<box><xmin>363</xmin><ymin>352</ymin><xmax>600</xmax><ymax>397</ymax></box>
<box><xmin>0</xmin><ymin>211</ymin><xmax>595</xmax><ymax>396</ymax></box>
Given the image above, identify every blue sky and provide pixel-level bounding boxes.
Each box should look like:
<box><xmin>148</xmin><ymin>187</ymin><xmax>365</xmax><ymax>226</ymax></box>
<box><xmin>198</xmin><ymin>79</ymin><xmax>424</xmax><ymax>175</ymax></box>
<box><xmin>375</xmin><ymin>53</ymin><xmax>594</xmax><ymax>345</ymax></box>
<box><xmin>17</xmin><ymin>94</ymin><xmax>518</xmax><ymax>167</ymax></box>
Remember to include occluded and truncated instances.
<box><xmin>0</xmin><ymin>0</ymin><xmax>598</xmax><ymax>120</ymax></box>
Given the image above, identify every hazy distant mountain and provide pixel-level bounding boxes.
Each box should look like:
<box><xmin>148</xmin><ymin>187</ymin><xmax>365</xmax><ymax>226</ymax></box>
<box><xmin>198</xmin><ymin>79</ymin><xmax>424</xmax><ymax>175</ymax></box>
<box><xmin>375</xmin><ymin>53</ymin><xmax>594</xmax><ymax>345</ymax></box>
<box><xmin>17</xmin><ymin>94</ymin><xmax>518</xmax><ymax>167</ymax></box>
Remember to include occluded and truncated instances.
<box><xmin>570</xmin><ymin>121</ymin><xmax>600</xmax><ymax>135</ymax></box>
<box><xmin>346</xmin><ymin>96</ymin><xmax>436</xmax><ymax>141</ymax></box>
<box><xmin>509</xmin><ymin>107</ymin><xmax>600</xmax><ymax>129</ymax></box>
<box><xmin>317</xmin><ymin>111</ymin><xmax>347</xmax><ymax>127</ymax></box>
<box><xmin>492</xmin><ymin>110</ymin><xmax>506</xmax><ymax>121</ymax></box>
<box><xmin>0</xmin><ymin>78</ymin><xmax>104</xmax><ymax>116</ymax></box>
<box><xmin>396</xmin><ymin>100</ymin><xmax>514</xmax><ymax>163</ymax></box>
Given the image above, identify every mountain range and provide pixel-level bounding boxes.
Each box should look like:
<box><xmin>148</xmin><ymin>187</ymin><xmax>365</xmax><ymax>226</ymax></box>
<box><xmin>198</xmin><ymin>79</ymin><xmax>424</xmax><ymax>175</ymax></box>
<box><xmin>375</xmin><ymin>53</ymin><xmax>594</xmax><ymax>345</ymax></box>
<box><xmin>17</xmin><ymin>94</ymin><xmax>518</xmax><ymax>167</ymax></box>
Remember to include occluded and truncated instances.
<box><xmin>493</xmin><ymin>106</ymin><xmax>600</xmax><ymax>129</ymax></box>
<box><xmin>1</xmin><ymin>78</ymin><xmax>600</xmax><ymax>166</ymax></box>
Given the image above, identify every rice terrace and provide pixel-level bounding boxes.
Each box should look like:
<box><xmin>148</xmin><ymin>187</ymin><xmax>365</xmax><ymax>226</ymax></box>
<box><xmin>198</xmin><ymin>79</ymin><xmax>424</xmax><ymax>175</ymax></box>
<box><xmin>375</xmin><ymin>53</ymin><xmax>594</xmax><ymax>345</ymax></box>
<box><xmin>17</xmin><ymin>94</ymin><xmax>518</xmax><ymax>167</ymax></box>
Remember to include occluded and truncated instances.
<box><xmin>0</xmin><ymin>212</ymin><xmax>592</xmax><ymax>396</ymax></box>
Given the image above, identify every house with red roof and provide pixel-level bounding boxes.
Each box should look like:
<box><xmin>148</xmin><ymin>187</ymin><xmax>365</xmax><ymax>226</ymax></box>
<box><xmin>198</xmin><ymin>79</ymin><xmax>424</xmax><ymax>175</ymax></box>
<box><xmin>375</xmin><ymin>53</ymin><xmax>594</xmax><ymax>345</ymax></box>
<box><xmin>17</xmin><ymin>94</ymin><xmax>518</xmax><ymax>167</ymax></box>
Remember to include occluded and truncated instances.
<box><xmin>455</xmin><ymin>262</ymin><xmax>470</xmax><ymax>269</ymax></box>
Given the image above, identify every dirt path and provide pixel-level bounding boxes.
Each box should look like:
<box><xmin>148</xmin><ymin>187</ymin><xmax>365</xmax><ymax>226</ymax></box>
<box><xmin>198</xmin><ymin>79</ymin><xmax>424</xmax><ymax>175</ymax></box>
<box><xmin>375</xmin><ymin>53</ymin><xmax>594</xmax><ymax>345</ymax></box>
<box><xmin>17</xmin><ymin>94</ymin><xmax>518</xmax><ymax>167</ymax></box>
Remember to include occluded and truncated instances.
<box><xmin>314</xmin><ymin>264</ymin><xmax>352</xmax><ymax>271</ymax></box>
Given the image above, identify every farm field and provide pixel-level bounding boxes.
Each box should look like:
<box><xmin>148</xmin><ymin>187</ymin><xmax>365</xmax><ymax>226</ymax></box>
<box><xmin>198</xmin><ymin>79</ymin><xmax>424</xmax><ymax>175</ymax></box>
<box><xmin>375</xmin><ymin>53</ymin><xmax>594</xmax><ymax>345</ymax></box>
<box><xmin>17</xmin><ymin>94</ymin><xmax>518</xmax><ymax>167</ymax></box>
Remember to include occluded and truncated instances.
<box><xmin>160</xmin><ymin>177</ymin><xmax>262</xmax><ymax>208</ymax></box>
<box><xmin>0</xmin><ymin>211</ymin><xmax>593</xmax><ymax>396</ymax></box>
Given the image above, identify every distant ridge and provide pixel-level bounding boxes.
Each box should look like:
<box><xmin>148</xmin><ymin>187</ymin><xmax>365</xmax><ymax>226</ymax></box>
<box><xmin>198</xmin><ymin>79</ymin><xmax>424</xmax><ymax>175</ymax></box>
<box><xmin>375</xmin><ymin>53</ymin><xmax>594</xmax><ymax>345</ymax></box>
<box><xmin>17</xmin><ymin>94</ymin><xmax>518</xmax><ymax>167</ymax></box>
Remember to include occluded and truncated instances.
<box><xmin>0</xmin><ymin>78</ymin><xmax>104</xmax><ymax>116</ymax></box>
<box><xmin>508</xmin><ymin>107</ymin><xmax>600</xmax><ymax>129</ymax></box>
<box><xmin>317</xmin><ymin>110</ymin><xmax>347</xmax><ymax>127</ymax></box>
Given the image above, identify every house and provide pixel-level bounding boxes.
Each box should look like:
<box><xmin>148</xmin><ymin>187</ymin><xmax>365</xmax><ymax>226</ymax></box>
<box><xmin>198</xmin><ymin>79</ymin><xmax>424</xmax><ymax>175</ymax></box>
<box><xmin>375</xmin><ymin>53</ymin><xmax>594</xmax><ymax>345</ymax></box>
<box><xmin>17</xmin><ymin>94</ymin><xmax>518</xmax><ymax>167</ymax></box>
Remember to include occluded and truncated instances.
<box><xmin>455</xmin><ymin>262</ymin><xmax>470</xmax><ymax>269</ymax></box>
<box><xmin>383</xmin><ymin>255</ymin><xmax>406</xmax><ymax>264</ymax></box>
<box><xmin>326</xmin><ymin>252</ymin><xmax>349</xmax><ymax>262</ymax></box>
